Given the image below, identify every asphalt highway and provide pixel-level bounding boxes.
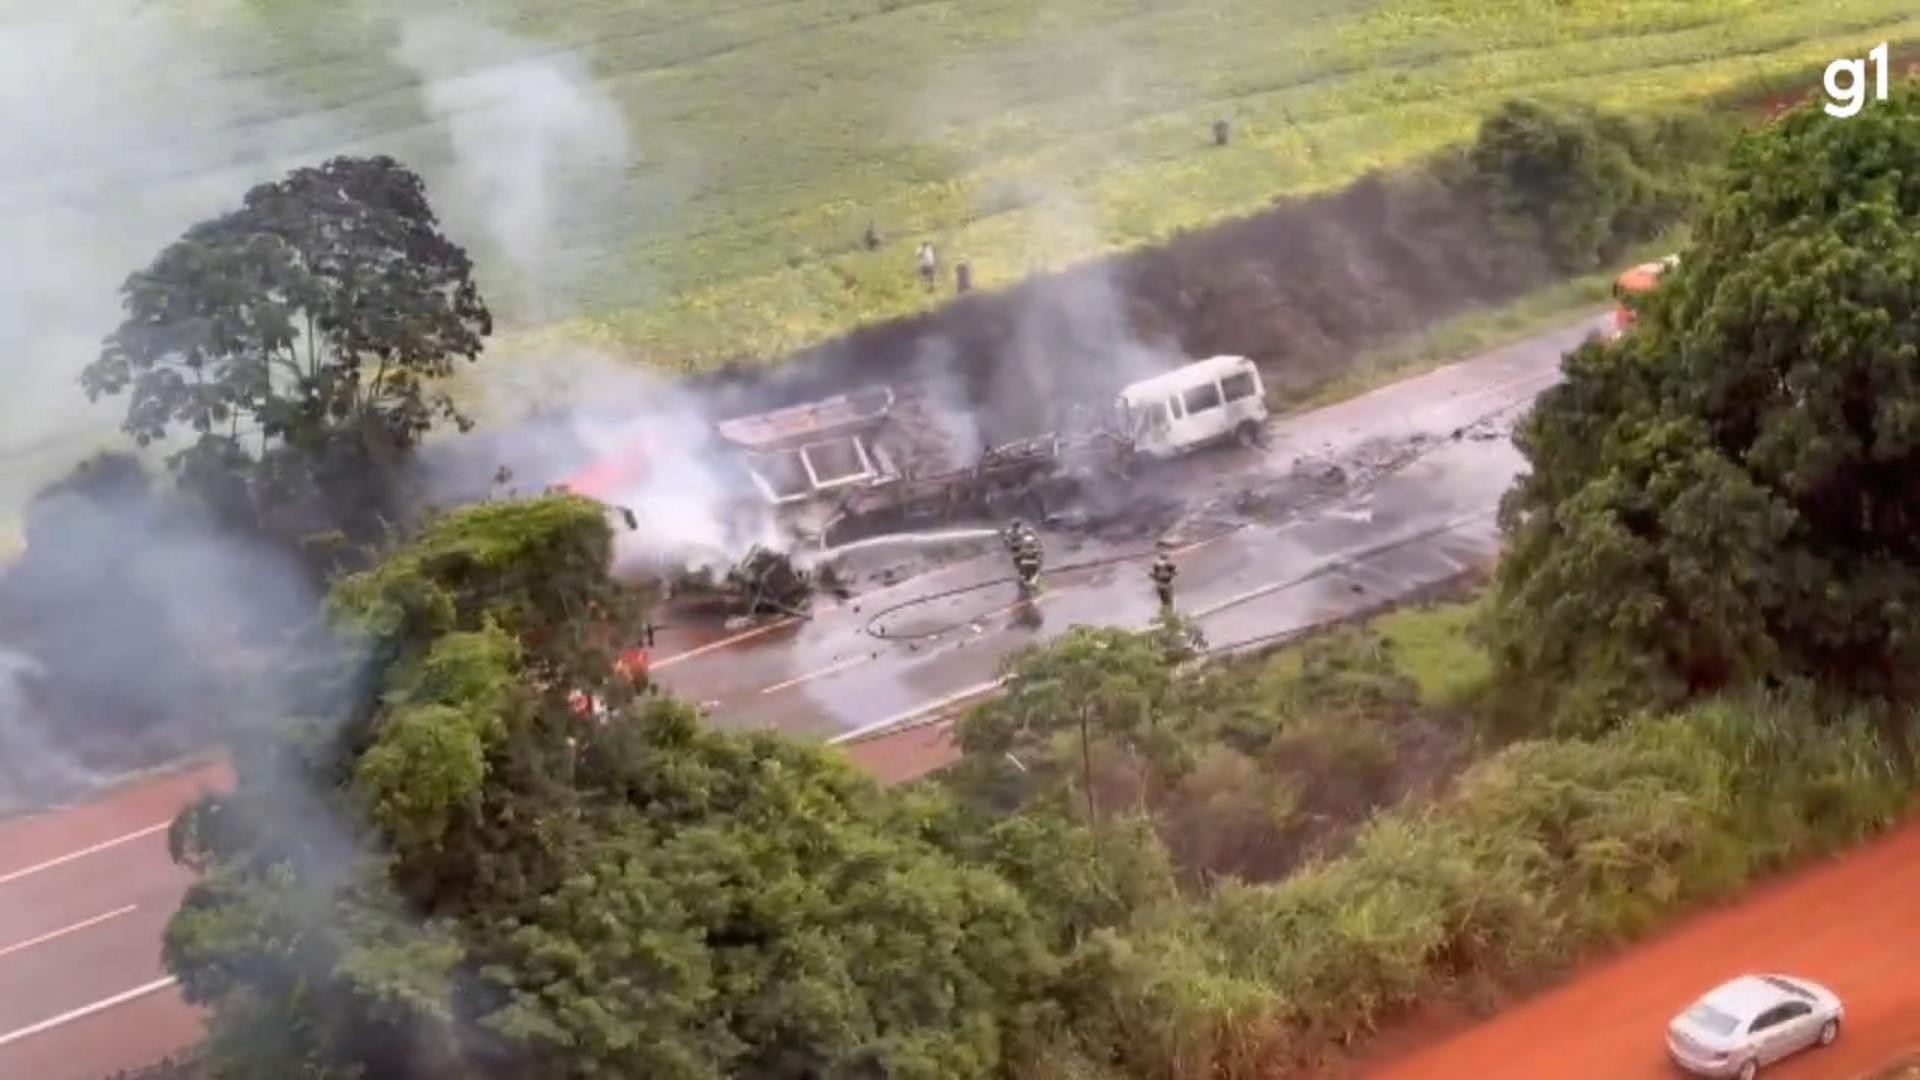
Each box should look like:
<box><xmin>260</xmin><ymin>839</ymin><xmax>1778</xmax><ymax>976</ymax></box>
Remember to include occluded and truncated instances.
<box><xmin>0</xmin><ymin>315</ymin><xmax>1600</xmax><ymax>1077</ymax></box>
<box><xmin>0</xmin><ymin>761</ymin><xmax>227</xmax><ymax>1079</ymax></box>
<box><xmin>654</xmin><ymin>316</ymin><xmax>1595</xmax><ymax>740</ymax></box>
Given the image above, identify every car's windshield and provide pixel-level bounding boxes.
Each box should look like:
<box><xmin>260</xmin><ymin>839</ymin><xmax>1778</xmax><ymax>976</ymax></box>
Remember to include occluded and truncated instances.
<box><xmin>1685</xmin><ymin>1002</ymin><xmax>1741</xmax><ymax>1037</ymax></box>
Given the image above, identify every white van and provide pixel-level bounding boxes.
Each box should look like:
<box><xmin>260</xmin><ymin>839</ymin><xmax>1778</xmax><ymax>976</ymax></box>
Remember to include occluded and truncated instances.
<box><xmin>1115</xmin><ymin>355</ymin><xmax>1268</xmax><ymax>459</ymax></box>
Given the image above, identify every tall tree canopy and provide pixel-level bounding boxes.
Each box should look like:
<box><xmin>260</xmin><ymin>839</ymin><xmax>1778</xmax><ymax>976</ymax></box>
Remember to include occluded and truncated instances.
<box><xmin>1489</xmin><ymin>87</ymin><xmax>1920</xmax><ymax>728</ymax></box>
<box><xmin>81</xmin><ymin>155</ymin><xmax>491</xmax><ymax>546</ymax></box>
<box><xmin>163</xmin><ymin>495</ymin><xmax>1091</xmax><ymax>1080</ymax></box>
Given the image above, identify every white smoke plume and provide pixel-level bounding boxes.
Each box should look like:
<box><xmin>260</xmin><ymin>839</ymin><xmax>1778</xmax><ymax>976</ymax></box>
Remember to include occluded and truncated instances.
<box><xmin>0</xmin><ymin>0</ymin><xmax>374</xmax><ymax>813</ymax></box>
<box><xmin>0</xmin><ymin>459</ymin><xmax>324</xmax><ymax>815</ymax></box>
<box><xmin>0</xmin><ymin>0</ymin><xmax>352</xmax><ymax>519</ymax></box>
<box><xmin>421</xmin><ymin>350</ymin><xmax>784</xmax><ymax>576</ymax></box>
<box><xmin>392</xmin><ymin>16</ymin><xmax>636</xmax><ymax>321</ymax></box>
<box><xmin>892</xmin><ymin>34</ymin><xmax>1189</xmax><ymax>440</ymax></box>
<box><xmin>0</xmin><ymin>649</ymin><xmax>96</xmax><ymax>817</ymax></box>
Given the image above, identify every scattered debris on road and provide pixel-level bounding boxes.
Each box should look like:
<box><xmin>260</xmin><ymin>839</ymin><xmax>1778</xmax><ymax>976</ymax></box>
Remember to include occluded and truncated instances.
<box><xmin>670</xmin><ymin>546</ymin><xmax>813</xmax><ymax>617</ymax></box>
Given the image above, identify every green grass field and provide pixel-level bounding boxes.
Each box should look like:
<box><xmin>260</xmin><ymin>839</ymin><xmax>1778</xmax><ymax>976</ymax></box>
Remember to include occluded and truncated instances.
<box><xmin>168</xmin><ymin>0</ymin><xmax>1917</xmax><ymax>371</ymax></box>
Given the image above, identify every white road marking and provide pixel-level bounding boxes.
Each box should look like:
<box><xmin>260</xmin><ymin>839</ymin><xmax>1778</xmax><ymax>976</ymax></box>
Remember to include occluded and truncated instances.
<box><xmin>651</xmin><ymin>616</ymin><xmax>802</xmax><ymax>670</ymax></box>
<box><xmin>758</xmin><ymin>654</ymin><xmax>872</xmax><ymax>696</ymax></box>
<box><xmin>827</xmin><ymin>678</ymin><xmax>1008</xmax><ymax>746</ymax></box>
<box><xmin>1186</xmin><ymin>510</ymin><xmax>1494</xmax><ymax>621</ymax></box>
<box><xmin>0</xmin><ymin>822</ymin><xmax>172</xmax><ymax>887</ymax></box>
<box><xmin>0</xmin><ymin>976</ymin><xmax>180</xmax><ymax>1049</ymax></box>
<box><xmin>0</xmin><ymin>906</ymin><xmax>138</xmax><ymax>961</ymax></box>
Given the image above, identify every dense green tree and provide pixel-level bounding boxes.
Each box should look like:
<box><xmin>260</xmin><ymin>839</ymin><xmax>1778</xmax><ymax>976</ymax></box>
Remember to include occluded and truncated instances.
<box><xmin>953</xmin><ymin>622</ymin><xmax>1203</xmax><ymax>822</ymax></box>
<box><xmin>164</xmin><ymin>495</ymin><xmax>1064</xmax><ymax>1080</ymax></box>
<box><xmin>80</xmin><ymin>155</ymin><xmax>491</xmax><ymax>548</ymax></box>
<box><xmin>1464</xmin><ymin>98</ymin><xmax>1727</xmax><ymax>272</ymax></box>
<box><xmin>1490</xmin><ymin>86</ymin><xmax>1920</xmax><ymax>729</ymax></box>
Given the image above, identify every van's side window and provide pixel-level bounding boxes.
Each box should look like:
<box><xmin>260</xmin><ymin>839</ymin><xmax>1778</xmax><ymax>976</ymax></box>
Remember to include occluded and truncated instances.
<box><xmin>1221</xmin><ymin>372</ymin><xmax>1257</xmax><ymax>402</ymax></box>
<box><xmin>1166</xmin><ymin>396</ymin><xmax>1186</xmax><ymax>419</ymax></box>
<box><xmin>1182</xmin><ymin>382</ymin><xmax>1223</xmax><ymax>414</ymax></box>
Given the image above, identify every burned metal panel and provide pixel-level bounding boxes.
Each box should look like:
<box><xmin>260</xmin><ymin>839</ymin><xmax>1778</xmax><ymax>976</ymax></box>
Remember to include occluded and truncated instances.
<box><xmin>715</xmin><ymin>386</ymin><xmax>896</xmax><ymax>452</ymax></box>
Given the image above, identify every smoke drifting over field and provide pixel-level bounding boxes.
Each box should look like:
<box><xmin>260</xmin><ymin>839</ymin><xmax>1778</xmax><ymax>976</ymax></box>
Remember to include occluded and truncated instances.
<box><xmin>393</xmin><ymin>16</ymin><xmax>637</xmax><ymax>320</ymax></box>
<box><xmin>0</xmin><ymin>1</ymin><xmax>670</xmax><ymax>813</ymax></box>
<box><xmin>895</xmin><ymin>30</ymin><xmax>1190</xmax><ymax>434</ymax></box>
<box><xmin>0</xmin><ymin>0</ymin><xmax>357</xmax><ymax>812</ymax></box>
<box><xmin>0</xmin><ymin>0</ymin><xmax>349</xmax><ymax>513</ymax></box>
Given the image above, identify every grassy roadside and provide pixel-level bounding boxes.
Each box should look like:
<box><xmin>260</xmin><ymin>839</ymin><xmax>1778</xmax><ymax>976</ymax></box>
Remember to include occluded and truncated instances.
<box><xmin>942</xmin><ymin>586</ymin><xmax>1917</xmax><ymax>1076</ymax></box>
<box><xmin>1282</xmin><ymin>230</ymin><xmax>1687</xmax><ymax>413</ymax></box>
<box><xmin>208</xmin><ymin>0</ymin><xmax>1910</xmax><ymax>371</ymax></box>
<box><xmin>503</xmin><ymin>7</ymin><xmax>1920</xmax><ymax>369</ymax></box>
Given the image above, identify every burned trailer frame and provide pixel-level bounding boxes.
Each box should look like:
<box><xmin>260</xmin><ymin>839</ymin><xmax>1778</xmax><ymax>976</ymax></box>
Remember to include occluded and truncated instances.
<box><xmin>712</xmin><ymin>387</ymin><xmax>906</xmax><ymax>546</ymax></box>
<box><xmin>820</xmin><ymin>429</ymin><xmax>1133</xmax><ymax>542</ymax></box>
<box><xmin>715</xmin><ymin>386</ymin><xmax>900</xmax><ymax>504</ymax></box>
<box><xmin>713</xmin><ymin>383</ymin><xmax>1139</xmax><ymax>548</ymax></box>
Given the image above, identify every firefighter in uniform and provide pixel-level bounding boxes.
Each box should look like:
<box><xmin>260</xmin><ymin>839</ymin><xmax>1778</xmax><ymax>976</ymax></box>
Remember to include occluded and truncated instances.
<box><xmin>1003</xmin><ymin>518</ymin><xmax>1031</xmax><ymax>556</ymax></box>
<box><xmin>1013</xmin><ymin>528</ymin><xmax>1043</xmax><ymax>597</ymax></box>
<box><xmin>1150</xmin><ymin>544</ymin><xmax>1177</xmax><ymax>612</ymax></box>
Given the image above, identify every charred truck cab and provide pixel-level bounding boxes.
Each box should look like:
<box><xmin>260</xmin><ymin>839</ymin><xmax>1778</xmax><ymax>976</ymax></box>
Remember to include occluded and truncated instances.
<box><xmin>1116</xmin><ymin>355</ymin><xmax>1268</xmax><ymax>459</ymax></box>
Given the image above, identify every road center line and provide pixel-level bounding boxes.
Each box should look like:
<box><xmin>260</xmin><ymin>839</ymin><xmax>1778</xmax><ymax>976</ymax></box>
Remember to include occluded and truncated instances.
<box><xmin>0</xmin><ymin>905</ymin><xmax>138</xmax><ymax>961</ymax></box>
<box><xmin>0</xmin><ymin>976</ymin><xmax>180</xmax><ymax>1049</ymax></box>
<box><xmin>827</xmin><ymin>677</ymin><xmax>1009</xmax><ymax>746</ymax></box>
<box><xmin>1170</xmin><ymin>529</ymin><xmax>1240</xmax><ymax>558</ymax></box>
<box><xmin>1187</xmin><ymin>510</ymin><xmax>1495</xmax><ymax>621</ymax></box>
<box><xmin>758</xmin><ymin>654</ymin><xmax>872</xmax><ymax>696</ymax></box>
<box><xmin>651</xmin><ymin>616</ymin><xmax>802</xmax><ymax>671</ymax></box>
<box><xmin>0</xmin><ymin>822</ymin><xmax>172</xmax><ymax>887</ymax></box>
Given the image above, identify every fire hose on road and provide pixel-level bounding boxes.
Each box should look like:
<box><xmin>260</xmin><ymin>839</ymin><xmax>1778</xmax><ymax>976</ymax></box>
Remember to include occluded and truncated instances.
<box><xmin>857</xmin><ymin>526</ymin><xmax>1247</xmax><ymax>642</ymax></box>
<box><xmin>836</xmin><ymin>507</ymin><xmax>1498</xmax><ymax>744</ymax></box>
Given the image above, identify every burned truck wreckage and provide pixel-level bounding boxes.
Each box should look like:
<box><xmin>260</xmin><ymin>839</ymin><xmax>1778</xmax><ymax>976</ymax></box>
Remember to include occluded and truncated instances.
<box><xmin>560</xmin><ymin>356</ymin><xmax>1269</xmax><ymax>609</ymax></box>
<box><xmin>714</xmin><ymin>384</ymin><xmax>1137</xmax><ymax>549</ymax></box>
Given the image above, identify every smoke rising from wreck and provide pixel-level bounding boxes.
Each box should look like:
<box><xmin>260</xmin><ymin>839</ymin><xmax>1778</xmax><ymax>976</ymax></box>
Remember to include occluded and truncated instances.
<box><xmin>392</xmin><ymin>15</ymin><xmax>776</xmax><ymax>577</ymax></box>
<box><xmin>419</xmin><ymin>350</ymin><xmax>785</xmax><ymax>575</ymax></box>
<box><xmin>392</xmin><ymin>15</ymin><xmax>637</xmax><ymax>321</ymax></box>
<box><xmin>898</xmin><ymin>29</ymin><xmax>1188</xmax><ymax>437</ymax></box>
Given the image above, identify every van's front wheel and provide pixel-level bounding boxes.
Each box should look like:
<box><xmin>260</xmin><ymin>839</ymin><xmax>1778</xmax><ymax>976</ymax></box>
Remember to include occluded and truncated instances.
<box><xmin>1235</xmin><ymin>420</ymin><xmax>1265</xmax><ymax>449</ymax></box>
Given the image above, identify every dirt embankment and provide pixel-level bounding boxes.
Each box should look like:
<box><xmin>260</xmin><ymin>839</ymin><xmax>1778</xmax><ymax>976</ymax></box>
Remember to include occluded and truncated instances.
<box><xmin>690</xmin><ymin>166</ymin><xmax>1558</xmax><ymax>442</ymax></box>
<box><xmin>1357</xmin><ymin>815</ymin><xmax>1920</xmax><ymax>1080</ymax></box>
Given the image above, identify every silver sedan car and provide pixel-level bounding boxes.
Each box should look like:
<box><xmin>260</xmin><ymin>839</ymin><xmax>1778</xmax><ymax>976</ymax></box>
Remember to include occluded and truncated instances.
<box><xmin>1666</xmin><ymin>973</ymin><xmax>1844</xmax><ymax>1078</ymax></box>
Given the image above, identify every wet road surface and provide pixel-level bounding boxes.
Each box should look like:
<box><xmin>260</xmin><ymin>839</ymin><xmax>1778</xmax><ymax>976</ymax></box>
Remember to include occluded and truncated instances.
<box><xmin>655</xmin><ymin>317</ymin><xmax>1591</xmax><ymax>742</ymax></box>
<box><xmin>0</xmin><ymin>316</ymin><xmax>1596</xmax><ymax>1076</ymax></box>
<box><xmin>0</xmin><ymin>760</ymin><xmax>227</xmax><ymax>1079</ymax></box>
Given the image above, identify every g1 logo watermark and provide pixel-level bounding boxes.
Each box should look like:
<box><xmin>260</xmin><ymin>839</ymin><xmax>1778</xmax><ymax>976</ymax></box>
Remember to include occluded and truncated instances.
<box><xmin>1825</xmin><ymin>41</ymin><xmax>1889</xmax><ymax>118</ymax></box>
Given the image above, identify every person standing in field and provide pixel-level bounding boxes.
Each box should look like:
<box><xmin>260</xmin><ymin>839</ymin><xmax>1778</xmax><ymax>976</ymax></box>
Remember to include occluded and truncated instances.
<box><xmin>916</xmin><ymin>241</ymin><xmax>937</xmax><ymax>291</ymax></box>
